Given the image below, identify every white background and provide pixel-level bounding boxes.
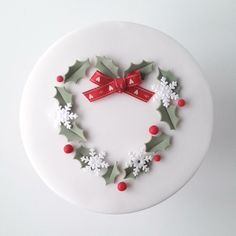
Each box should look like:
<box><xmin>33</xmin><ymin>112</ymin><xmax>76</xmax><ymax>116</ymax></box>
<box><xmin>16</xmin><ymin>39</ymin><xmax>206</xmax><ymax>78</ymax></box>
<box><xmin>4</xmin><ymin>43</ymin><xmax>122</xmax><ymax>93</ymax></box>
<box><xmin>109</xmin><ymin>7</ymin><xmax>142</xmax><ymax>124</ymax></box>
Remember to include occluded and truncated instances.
<box><xmin>0</xmin><ymin>0</ymin><xmax>235</xmax><ymax>235</ymax></box>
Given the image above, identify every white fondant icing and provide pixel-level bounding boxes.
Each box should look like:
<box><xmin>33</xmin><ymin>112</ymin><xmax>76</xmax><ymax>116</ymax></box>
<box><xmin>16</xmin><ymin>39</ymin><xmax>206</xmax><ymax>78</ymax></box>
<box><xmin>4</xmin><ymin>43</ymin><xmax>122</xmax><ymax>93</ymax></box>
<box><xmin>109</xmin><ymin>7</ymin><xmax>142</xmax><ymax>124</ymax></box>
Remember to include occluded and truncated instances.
<box><xmin>20</xmin><ymin>22</ymin><xmax>213</xmax><ymax>214</ymax></box>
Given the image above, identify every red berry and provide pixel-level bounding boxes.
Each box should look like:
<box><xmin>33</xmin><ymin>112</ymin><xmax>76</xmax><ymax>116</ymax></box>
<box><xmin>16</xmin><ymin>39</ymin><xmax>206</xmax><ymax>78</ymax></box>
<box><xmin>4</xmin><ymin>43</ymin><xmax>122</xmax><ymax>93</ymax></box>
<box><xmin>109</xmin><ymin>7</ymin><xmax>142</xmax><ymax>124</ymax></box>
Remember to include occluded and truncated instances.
<box><xmin>56</xmin><ymin>75</ymin><xmax>64</xmax><ymax>82</ymax></box>
<box><xmin>178</xmin><ymin>98</ymin><xmax>185</xmax><ymax>107</ymax></box>
<box><xmin>153</xmin><ymin>154</ymin><xmax>161</xmax><ymax>162</ymax></box>
<box><xmin>149</xmin><ymin>125</ymin><xmax>159</xmax><ymax>135</ymax></box>
<box><xmin>63</xmin><ymin>144</ymin><xmax>74</xmax><ymax>153</ymax></box>
<box><xmin>117</xmin><ymin>182</ymin><xmax>127</xmax><ymax>191</ymax></box>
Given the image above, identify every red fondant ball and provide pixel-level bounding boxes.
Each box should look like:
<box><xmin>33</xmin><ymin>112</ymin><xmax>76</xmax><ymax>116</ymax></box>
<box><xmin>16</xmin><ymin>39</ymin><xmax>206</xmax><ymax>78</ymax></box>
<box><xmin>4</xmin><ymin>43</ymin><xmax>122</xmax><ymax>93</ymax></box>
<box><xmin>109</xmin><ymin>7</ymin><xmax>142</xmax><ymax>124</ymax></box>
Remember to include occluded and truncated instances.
<box><xmin>153</xmin><ymin>154</ymin><xmax>161</xmax><ymax>162</ymax></box>
<box><xmin>117</xmin><ymin>182</ymin><xmax>127</xmax><ymax>191</ymax></box>
<box><xmin>56</xmin><ymin>75</ymin><xmax>64</xmax><ymax>82</ymax></box>
<box><xmin>149</xmin><ymin>125</ymin><xmax>159</xmax><ymax>135</ymax></box>
<box><xmin>64</xmin><ymin>144</ymin><xmax>74</xmax><ymax>153</ymax></box>
<box><xmin>178</xmin><ymin>98</ymin><xmax>185</xmax><ymax>107</ymax></box>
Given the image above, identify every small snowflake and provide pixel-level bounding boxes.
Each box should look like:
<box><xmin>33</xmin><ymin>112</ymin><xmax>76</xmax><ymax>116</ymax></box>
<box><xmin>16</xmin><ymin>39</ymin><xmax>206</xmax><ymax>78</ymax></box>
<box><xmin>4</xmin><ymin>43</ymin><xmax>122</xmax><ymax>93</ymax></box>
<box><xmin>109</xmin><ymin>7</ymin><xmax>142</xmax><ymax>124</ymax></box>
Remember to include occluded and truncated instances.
<box><xmin>81</xmin><ymin>148</ymin><xmax>109</xmax><ymax>175</ymax></box>
<box><xmin>152</xmin><ymin>77</ymin><xmax>179</xmax><ymax>107</ymax></box>
<box><xmin>126</xmin><ymin>149</ymin><xmax>153</xmax><ymax>177</ymax></box>
<box><xmin>55</xmin><ymin>103</ymin><xmax>78</xmax><ymax>129</ymax></box>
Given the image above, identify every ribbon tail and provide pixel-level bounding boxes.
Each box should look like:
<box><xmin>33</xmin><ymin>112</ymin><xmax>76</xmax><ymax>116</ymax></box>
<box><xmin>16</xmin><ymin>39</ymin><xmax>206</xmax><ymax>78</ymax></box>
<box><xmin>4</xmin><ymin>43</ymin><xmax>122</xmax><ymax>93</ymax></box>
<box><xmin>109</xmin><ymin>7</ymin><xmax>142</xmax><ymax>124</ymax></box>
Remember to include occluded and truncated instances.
<box><xmin>125</xmin><ymin>86</ymin><xmax>155</xmax><ymax>102</ymax></box>
<box><xmin>83</xmin><ymin>82</ymin><xmax>117</xmax><ymax>102</ymax></box>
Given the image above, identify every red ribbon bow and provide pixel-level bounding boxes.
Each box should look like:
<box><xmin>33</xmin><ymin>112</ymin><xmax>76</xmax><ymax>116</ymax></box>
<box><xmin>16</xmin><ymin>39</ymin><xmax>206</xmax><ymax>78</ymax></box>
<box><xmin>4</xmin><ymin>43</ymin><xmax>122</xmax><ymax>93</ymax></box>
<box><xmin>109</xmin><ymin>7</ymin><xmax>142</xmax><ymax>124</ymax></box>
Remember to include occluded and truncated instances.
<box><xmin>83</xmin><ymin>70</ymin><xmax>154</xmax><ymax>102</ymax></box>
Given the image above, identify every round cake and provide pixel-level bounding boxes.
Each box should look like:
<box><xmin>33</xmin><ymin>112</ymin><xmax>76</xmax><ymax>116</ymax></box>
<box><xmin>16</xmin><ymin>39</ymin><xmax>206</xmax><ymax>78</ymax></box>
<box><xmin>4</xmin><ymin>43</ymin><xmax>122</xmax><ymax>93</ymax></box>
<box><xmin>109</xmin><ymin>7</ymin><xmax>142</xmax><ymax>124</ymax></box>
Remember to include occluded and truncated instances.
<box><xmin>20</xmin><ymin>22</ymin><xmax>213</xmax><ymax>214</ymax></box>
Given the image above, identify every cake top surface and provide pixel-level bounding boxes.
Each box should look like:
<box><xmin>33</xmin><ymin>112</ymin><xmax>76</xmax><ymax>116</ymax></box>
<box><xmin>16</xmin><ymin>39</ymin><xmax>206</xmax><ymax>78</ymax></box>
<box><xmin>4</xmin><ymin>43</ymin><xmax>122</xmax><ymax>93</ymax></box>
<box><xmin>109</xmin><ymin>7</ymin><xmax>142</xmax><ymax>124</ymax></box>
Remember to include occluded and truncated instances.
<box><xmin>20</xmin><ymin>22</ymin><xmax>213</xmax><ymax>214</ymax></box>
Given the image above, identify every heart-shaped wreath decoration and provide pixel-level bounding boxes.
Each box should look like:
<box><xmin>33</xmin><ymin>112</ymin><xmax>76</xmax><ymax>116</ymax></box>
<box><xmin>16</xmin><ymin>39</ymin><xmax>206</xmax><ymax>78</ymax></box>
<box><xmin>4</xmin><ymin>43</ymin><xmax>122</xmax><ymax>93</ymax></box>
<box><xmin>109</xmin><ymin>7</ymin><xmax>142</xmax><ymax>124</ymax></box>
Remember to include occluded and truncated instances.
<box><xmin>53</xmin><ymin>56</ymin><xmax>186</xmax><ymax>191</ymax></box>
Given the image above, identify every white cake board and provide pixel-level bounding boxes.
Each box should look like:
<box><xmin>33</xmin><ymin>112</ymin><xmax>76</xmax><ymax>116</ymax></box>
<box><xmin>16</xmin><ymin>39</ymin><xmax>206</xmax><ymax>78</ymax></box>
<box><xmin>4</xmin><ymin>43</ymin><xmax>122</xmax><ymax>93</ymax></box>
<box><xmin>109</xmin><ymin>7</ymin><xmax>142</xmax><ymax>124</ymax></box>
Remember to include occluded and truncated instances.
<box><xmin>20</xmin><ymin>22</ymin><xmax>213</xmax><ymax>214</ymax></box>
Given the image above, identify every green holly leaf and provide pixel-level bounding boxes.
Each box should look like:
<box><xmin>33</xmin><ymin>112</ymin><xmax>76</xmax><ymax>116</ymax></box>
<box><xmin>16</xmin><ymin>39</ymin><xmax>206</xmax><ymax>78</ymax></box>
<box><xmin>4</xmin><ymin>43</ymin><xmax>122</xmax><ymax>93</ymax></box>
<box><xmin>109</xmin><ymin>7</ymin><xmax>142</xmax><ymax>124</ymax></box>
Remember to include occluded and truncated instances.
<box><xmin>124</xmin><ymin>166</ymin><xmax>135</xmax><ymax>179</ymax></box>
<box><xmin>64</xmin><ymin>59</ymin><xmax>90</xmax><ymax>83</ymax></box>
<box><xmin>157</xmin><ymin>104</ymin><xmax>180</xmax><ymax>130</ymax></box>
<box><xmin>59</xmin><ymin>124</ymin><xmax>86</xmax><ymax>142</ymax></box>
<box><xmin>158</xmin><ymin>69</ymin><xmax>180</xmax><ymax>92</ymax></box>
<box><xmin>145</xmin><ymin>133</ymin><xmax>171</xmax><ymax>152</ymax></box>
<box><xmin>125</xmin><ymin>60</ymin><xmax>154</xmax><ymax>79</ymax></box>
<box><xmin>54</xmin><ymin>86</ymin><xmax>72</xmax><ymax>106</ymax></box>
<box><xmin>95</xmin><ymin>56</ymin><xmax>119</xmax><ymax>78</ymax></box>
<box><xmin>102</xmin><ymin>162</ymin><xmax>120</xmax><ymax>185</ymax></box>
<box><xmin>158</xmin><ymin>69</ymin><xmax>176</xmax><ymax>82</ymax></box>
<box><xmin>74</xmin><ymin>146</ymin><xmax>90</xmax><ymax>167</ymax></box>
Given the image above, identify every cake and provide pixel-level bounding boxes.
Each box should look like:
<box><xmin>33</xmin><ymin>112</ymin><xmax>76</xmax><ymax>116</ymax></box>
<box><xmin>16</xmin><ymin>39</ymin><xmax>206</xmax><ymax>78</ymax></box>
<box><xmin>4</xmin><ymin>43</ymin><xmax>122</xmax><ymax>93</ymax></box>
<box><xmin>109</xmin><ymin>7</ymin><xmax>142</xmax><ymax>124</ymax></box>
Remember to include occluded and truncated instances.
<box><xmin>20</xmin><ymin>22</ymin><xmax>213</xmax><ymax>214</ymax></box>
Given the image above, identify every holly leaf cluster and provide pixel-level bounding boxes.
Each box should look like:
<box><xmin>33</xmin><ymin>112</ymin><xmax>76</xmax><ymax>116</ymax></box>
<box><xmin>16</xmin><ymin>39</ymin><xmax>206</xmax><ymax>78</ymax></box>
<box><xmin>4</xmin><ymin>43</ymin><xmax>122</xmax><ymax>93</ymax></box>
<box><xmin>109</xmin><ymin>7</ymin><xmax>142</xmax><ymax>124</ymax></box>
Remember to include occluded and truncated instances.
<box><xmin>157</xmin><ymin>104</ymin><xmax>180</xmax><ymax>130</ymax></box>
<box><xmin>54</xmin><ymin>87</ymin><xmax>72</xmax><ymax>106</ymax></box>
<box><xmin>96</xmin><ymin>56</ymin><xmax>119</xmax><ymax>78</ymax></box>
<box><xmin>74</xmin><ymin>146</ymin><xmax>90</xmax><ymax>167</ymax></box>
<box><xmin>102</xmin><ymin>162</ymin><xmax>120</xmax><ymax>185</ymax></box>
<box><xmin>158</xmin><ymin>68</ymin><xmax>180</xmax><ymax>92</ymax></box>
<box><xmin>96</xmin><ymin>56</ymin><xmax>154</xmax><ymax>80</ymax></box>
<box><xmin>125</xmin><ymin>60</ymin><xmax>154</xmax><ymax>79</ymax></box>
<box><xmin>54</xmin><ymin>59</ymin><xmax>90</xmax><ymax>142</ymax></box>
<box><xmin>156</xmin><ymin>68</ymin><xmax>182</xmax><ymax>129</ymax></box>
<box><xmin>59</xmin><ymin>124</ymin><xmax>86</xmax><ymax>142</ymax></box>
<box><xmin>64</xmin><ymin>59</ymin><xmax>90</xmax><ymax>83</ymax></box>
<box><xmin>124</xmin><ymin>167</ymin><xmax>136</xmax><ymax>179</ymax></box>
<box><xmin>145</xmin><ymin>133</ymin><xmax>171</xmax><ymax>153</ymax></box>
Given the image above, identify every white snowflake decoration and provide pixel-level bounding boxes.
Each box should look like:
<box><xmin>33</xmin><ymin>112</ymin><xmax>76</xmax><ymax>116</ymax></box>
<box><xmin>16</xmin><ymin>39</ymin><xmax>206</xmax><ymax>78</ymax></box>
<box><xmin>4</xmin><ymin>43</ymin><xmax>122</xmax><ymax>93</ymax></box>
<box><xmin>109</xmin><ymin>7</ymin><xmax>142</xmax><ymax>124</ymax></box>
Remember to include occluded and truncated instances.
<box><xmin>152</xmin><ymin>77</ymin><xmax>179</xmax><ymax>107</ymax></box>
<box><xmin>81</xmin><ymin>148</ymin><xmax>109</xmax><ymax>176</ymax></box>
<box><xmin>55</xmin><ymin>103</ymin><xmax>78</xmax><ymax>129</ymax></box>
<box><xmin>126</xmin><ymin>149</ymin><xmax>153</xmax><ymax>177</ymax></box>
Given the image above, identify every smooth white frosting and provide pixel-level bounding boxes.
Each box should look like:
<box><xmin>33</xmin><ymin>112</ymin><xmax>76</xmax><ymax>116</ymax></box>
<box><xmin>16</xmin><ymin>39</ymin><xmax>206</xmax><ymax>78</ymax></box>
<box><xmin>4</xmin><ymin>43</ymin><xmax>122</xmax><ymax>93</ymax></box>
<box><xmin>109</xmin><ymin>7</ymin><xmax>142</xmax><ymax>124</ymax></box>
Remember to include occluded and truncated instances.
<box><xmin>20</xmin><ymin>22</ymin><xmax>213</xmax><ymax>214</ymax></box>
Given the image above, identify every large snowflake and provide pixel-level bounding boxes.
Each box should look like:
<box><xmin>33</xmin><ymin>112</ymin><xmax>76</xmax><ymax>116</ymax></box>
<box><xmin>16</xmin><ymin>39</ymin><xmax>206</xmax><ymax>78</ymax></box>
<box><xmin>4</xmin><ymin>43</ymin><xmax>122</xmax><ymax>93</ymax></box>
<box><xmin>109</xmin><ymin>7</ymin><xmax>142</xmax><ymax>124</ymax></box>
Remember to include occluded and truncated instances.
<box><xmin>126</xmin><ymin>149</ymin><xmax>153</xmax><ymax>177</ymax></box>
<box><xmin>81</xmin><ymin>148</ymin><xmax>109</xmax><ymax>175</ymax></box>
<box><xmin>55</xmin><ymin>103</ymin><xmax>78</xmax><ymax>129</ymax></box>
<box><xmin>152</xmin><ymin>77</ymin><xmax>179</xmax><ymax>107</ymax></box>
